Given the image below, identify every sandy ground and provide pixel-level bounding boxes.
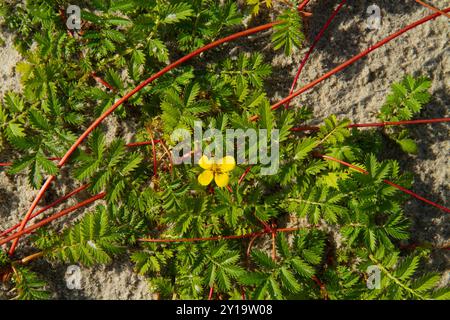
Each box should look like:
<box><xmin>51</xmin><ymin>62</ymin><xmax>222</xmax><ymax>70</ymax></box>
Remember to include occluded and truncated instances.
<box><xmin>0</xmin><ymin>0</ymin><xmax>448</xmax><ymax>299</ymax></box>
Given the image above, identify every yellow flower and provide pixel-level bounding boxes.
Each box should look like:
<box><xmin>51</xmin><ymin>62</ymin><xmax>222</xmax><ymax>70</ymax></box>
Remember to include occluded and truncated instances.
<box><xmin>197</xmin><ymin>155</ymin><xmax>236</xmax><ymax>188</ymax></box>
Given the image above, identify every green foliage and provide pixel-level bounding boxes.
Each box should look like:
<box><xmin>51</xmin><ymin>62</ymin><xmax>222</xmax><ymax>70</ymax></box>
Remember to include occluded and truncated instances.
<box><xmin>217</xmin><ymin>53</ymin><xmax>272</xmax><ymax>105</ymax></box>
<box><xmin>241</xmin><ymin>231</ymin><xmax>324</xmax><ymax>299</ymax></box>
<box><xmin>11</xmin><ymin>267</ymin><xmax>50</xmax><ymax>300</ymax></box>
<box><xmin>246</xmin><ymin>0</ymin><xmax>273</xmax><ymax>15</ymax></box>
<box><xmin>196</xmin><ymin>243</ymin><xmax>244</xmax><ymax>292</ymax></box>
<box><xmin>339</xmin><ymin>155</ymin><xmax>410</xmax><ymax>251</ymax></box>
<box><xmin>44</xmin><ymin>206</ymin><xmax>125</xmax><ymax>266</ymax></box>
<box><xmin>378</xmin><ymin>75</ymin><xmax>432</xmax><ymax>154</ymax></box>
<box><xmin>287</xmin><ymin>186</ymin><xmax>347</xmax><ymax>224</ymax></box>
<box><xmin>160</xmin><ymin>83</ymin><xmax>211</xmax><ymax>135</ymax></box>
<box><xmin>0</xmin><ymin>0</ymin><xmax>445</xmax><ymax>301</ymax></box>
<box><xmin>2</xmin><ymin>81</ymin><xmax>80</xmax><ymax>187</ymax></box>
<box><xmin>0</xmin><ymin>250</ymin><xmax>7</xmax><ymax>263</ymax></box>
<box><xmin>73</xmin><ymin>130</ymin><xmax>145</xmax><ymax>203</ymax></box>
<box><xmin>131</xmin><ymin>243</ymin><xmax>174</xmax><ymax>275</ymax></box>
<box><xmin>318</xmin><ymin>115</ymin><xmax>351</xmax><ymax>146</ymax></box>
<box><xmin>0</xmin><ymin>92</ymin><xmax>26</xmax><ymax>143</ymax></box>
<box><xmin>361</xmin><ymin>249</ymin><xmax>449</xmax><ymax>300</ymax></box>
<box><xmin>379</xmin><ymin>75</ymin><xmax>431</xmax><ymax>122</ymax></box>
<box><xmin>271</xmin><ymin>9</ymin><xmax>305</xmax><ymax>55</ymax></box>
<box><xmin>294</xmin><ymin>137</ymin><xmax>318</xmax><ymax>161</ymax></box>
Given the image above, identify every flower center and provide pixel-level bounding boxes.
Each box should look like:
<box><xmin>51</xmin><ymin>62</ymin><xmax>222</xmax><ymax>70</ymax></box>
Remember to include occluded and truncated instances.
<box><xmin>211</xmin><ymin>164</ymin><xmax>223</xmax><ymax>174</ymax></box>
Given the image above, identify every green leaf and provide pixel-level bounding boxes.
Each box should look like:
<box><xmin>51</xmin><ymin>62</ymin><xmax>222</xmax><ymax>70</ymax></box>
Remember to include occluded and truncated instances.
<box><xmin>105</xmin><ymin>69</ymin><xmax>123</xmax><ymax>90</ymax></box>
<box><xmin>431</xmin><ymin>287</ymin><xmax>450</xmax><ymax>300</ymax></box>
<box><xmin>411</xmin><ymin>273</ymin><xmax>440</xmax><ymax>292</ymax></box>
<box><xmin>109</xmin><ymin>0</ymin><xmax>135</xmax><ymax>12</ymax></box>
<box><xmin>162</xmin><ymin>3</ymin><xmax>193</xmax><ymax>24</ymax></box>
<box><xmin>107</xmin><ymin>140</ymin><xmax>126</xmax><ymax>167</ymax></box>
<box><xmin>239</xmin><ymin>272</ymin><xmax>267</xmax><ymax>286</ymax></box>
<box><xmin>103</xmin><ymin>29</ymin><xmax>126</xmax><ymax>43</ymax></box>
<box><xmin>121</xmin><ymin>153</ymin><xmax>143</xmax><ymax>175</ymax></box>
<box><xmin>277</xmin><ymin>115</ymin><xmax>293</xmax><ymax>143</ymax></box>
<box><xmin>294</xmin><ymin>137</ymin><xmax>318</xmax><ymax>161</ymax></box>
<box><xmin>318</xmin><ymin>115</ymin><xmax>350</xmax><ymax>145</ymax></box>
<box><xmin>288</xmin><ymin>186</ymin><xmax>347</xmax><ymax>224</ymax></box>
<box><xmin>75</xmin><ymin>159</ymin><xmax>101</xmax><ymax>181</ymax></box>
<box><xmin>365</xmin><ymin>229</ymin><xmax>377</xmax><ymax>251</ymax></box>
<box><xmin>148</xmin><ymin>38</ymin><xmax>169</xmax><ymax>63</ymax></box>
<box><xmin>247</xmin><ymin>0</ymin><xmax>272</xmax><ymax>15</ymax></box>
<box><xmin>29</xmin><ymin>159</ymin><xmax>43</xmax><ymax>188</ymax></box>
<box><xmin>397</xmin><ymin>138</ymin><xmax>418</xmax><ymax>154</ymax></box>
<box><xmin>395</xmin><ymin>255</ymin><xmax>420</xmax><ymax>281</ymax></box>
<box><xmin>49</xmin><ymin>206</ymin><xmax>124</xmax><ymax>266</ymax></box>
<box><xmin>271</xmin><ymin>10</ymin><xmax>304</xmax><ymax>55</ymax></box>
<box><xmin>280</xmin><ymin>267</ymin><xmax>300</xmax><ymax>293</ymax></box>
<box><xmin>89</xmin><ymin>129</ymin><xmax>107</xmax><ymax>160</ymax></box>
<box><xmin>37</xmin><ymin>154</ymin><xmax>58</xmax><ymax>175</ymax></box>
<box><xmin>184</xmin><ymin>82</ymin><xmax>201</xmax><ymax>107</ymax></box>
<box><xmin>28</xmin><ymin>109</ymin><xmax>51</xmax><ymax>131</ymax></box>
<box><xmin>105</xmin><ymin>17</ymin><xmax>132</xmax><ymax>26</ymax></box>
<box><xmin>258</xmin><ymin>100</ymin><xmax>274</xmax><ymax>132</ymax></box>
<box><xmin>131</xmin><ymin>246</ymin><xmax>172</xmax><ymax>275</ymax></box>
<box><xmin>8</xmin><ymin>155</ymin><xmax>34</xmax><ymax>174</ymax></box>
<box><xmin>367</xmin><ymin>154</ymin><xmax>391</xmax><ymax>183</ymax></box>
<box><xmin>81</xmin><ymin>10</ymin><xmax>103</xmax><ymax>24</ymax></box>
<box><xmin>12</xmin><ymin>267</ymin><xmax>49</xmax><ymax>300</ymax></box>
<box><xmin>276</xmin><ymin>233</ymin><xmax>291</xmax><ymax>259</ymax></box>
<box><xmin>291</xmin><ymin>257</ymin><xmax>315</xmax><ymax>278</ymax></box>
<box><xmin>7</xmin><ymin>122</ymin><xmax>26</xmax><ymax>137</ymax></box>
<box><xmin>379</xmin><ymin>75</ymin><xmax>431</xmax><ymax>122</ymax></box>
<box><xmin>108</xmin><ymin>179</ymin><xmax>126</xmax><ymax>203</ymax></box>
<box><xmin>0</xmin><ymin>103</ymin><xmax>6</xmax><ymax>123</ymax></box>
<box><xmin>251</xmin><ymin>250</ymin><xmax>277</xmax><ymax>269</ymax></box>
<box><xmin>4</xmin><ymin>92</ymin><xmax>24</xmax><ymax>112</ymax></box>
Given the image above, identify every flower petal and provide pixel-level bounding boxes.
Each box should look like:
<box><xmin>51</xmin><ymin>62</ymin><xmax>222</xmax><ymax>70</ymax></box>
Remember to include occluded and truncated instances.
<box><xmin>198</xmin><ymin>155</ymin><xmax>213</xmax><ymax>170</ymax></box>
<box><xmin>198</xmin><ymin>170</ymin><xmax>214</xmax><ymax>186</ymax></box>
<box><xmin>217</xmin><ymin>156</ymin><xmax>235</xmax><ymax>172</ymax></box>
<box><xmin>214</xmin><ymin>172</ymin><xmax>229</xmax><ymax>188</ymax></box>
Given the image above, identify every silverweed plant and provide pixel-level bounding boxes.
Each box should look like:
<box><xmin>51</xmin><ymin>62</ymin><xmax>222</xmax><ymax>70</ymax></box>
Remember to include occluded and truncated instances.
<box><xmin>0</xmin><ymin>0</ymin><xmax>449</xmax><ymax>300</ymax></box>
